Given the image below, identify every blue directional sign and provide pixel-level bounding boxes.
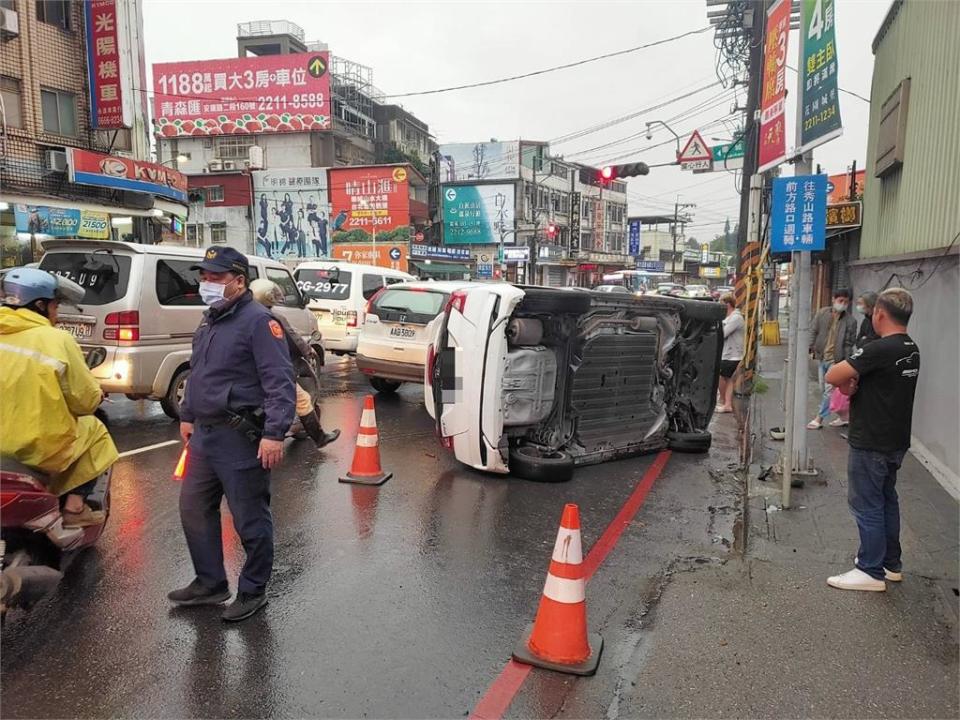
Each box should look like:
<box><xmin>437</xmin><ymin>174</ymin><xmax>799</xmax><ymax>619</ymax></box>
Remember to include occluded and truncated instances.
<box><xmin>388</xmin><ymin>247</ymin><xmax>402</xmax><ymax>261</ymax></box>
<box><xmin>770</xmin><ymin>174</ymin><xmax>827</xmax><ymax>253</ymax></box>
<box><xmin>628</xmin><ymin>219</ymin><xmax>641</xmax><ymax>256</ymax></box>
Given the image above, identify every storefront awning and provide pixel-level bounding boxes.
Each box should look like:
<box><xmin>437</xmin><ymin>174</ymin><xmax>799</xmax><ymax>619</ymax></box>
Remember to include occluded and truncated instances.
<box><xmin>410</xmin><ymin>260</ymin><xmax>471</xmax><ymax>277</ymax></box>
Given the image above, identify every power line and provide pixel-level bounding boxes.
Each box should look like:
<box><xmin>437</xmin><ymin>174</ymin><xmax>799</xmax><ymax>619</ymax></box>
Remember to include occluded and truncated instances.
<box><xmin>382</xmin><ymin>26</ymin><xmax>713</xmax><ymax>99</ymax></box>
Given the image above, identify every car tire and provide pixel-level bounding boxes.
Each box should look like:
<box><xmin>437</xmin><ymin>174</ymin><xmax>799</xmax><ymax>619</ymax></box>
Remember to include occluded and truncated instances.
<box><xmin>675</xmin><ymin>298</ymin><xmax>726</xmax><ymax>321</ymax></box>
<box><xmin>160</xmin><ymin>367</ymin><xmax>190</xmax><ymax>420</ymax></box>
<box><xmin>667</xmin><ymin>430</ymin><xmax>712</xmax><ymax>453</ymax></box>
<box><xmin>370</xmin><ymin>377</ymin><xmax>401</xmax><ymax>394</ymax></box>
<box><xmin>519</xmin><ymin>289</ymin><xmax>591</xmax><ymax>315</ymax></box>
<box><xmin>509</xmin><ymin>445</ymin><xmax>575</xmax><ymax>483</ymax></box>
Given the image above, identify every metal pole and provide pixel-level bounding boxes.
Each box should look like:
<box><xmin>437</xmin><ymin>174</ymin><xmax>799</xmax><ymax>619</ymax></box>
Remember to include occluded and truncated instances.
<box><xmin>782</xmin><ymin>251</ymin><xmax>799</xmax><ymax>506</ymax></box>
<box><xmin>672</xmin><ymin>198</ymin><xmax>678</xmax><ymax>281</ymax></box>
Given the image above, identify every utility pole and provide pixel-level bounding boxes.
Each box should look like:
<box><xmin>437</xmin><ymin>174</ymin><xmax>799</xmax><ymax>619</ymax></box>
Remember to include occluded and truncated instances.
<box><xmin>672</xmin><ymin>197</ymin><xmax>695</xmax><ymax>282</ymax></box>
<box><xmin>737</xmin><ymin>0</ymin><xmax>767</xmax><ymax>255</ymax></box>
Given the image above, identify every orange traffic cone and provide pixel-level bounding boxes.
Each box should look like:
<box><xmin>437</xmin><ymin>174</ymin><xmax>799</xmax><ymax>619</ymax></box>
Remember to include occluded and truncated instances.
<box><xmin>512</xmin><ymin>503</ymin><xmax>603</xmax><ymax>676</ymax></box>
<box><xmin>339</xmin><ymin>395</ymin><xmax>392</xmax><ymax>486</ymax></box>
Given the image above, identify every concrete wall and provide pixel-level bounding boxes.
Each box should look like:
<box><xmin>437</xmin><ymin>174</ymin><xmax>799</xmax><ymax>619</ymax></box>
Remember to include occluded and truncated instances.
<box><xmin>186</xmin><ymin>204</ymin><xmax>251</xmax><ymax>254</ymax></box>
<box><xmin>850</xmin><ymin>253</ymin><xmax>960</xmax><ymax>498</ymax></box>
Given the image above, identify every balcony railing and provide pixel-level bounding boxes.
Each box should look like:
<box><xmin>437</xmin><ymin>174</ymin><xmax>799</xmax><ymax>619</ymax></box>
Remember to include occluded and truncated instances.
<box><xmin>237</xmin><ymin>20</ymin><xmax>305</xmax><ymax>40</ymax></box>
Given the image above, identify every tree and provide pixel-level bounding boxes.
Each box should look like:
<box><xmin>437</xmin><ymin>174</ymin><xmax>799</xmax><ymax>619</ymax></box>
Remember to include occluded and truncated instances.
<box><xmin>685</xmin><ymin>236</ymin><xmax>700</xmax><ymax>250</ymax></box>
<box><xmin>383</xmin><ymin>145</ymin><xmax>427</xmax><ymax>176</ymax></box>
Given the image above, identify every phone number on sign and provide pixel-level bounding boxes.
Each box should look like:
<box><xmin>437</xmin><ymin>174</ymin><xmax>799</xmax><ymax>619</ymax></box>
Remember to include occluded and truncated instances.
<box><xmin>258</xmin><ymin>94</ymin><xmax>326</xmax><ymax>111</ymax></box>
<box><xmin>803</xmin><ymin>104</ymin><xmax>837</xmax><ymax>131</ymax></box>
<box><xmin>348</xmin><ymin>216</ymin><xmax>394</xmax><ymax>228</ymax></box>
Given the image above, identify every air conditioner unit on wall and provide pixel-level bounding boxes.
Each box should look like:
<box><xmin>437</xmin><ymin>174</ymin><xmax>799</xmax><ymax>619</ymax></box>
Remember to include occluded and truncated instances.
<box><xmin>46</xmin><ymin>150</ymin><xmax>67</xmax><ymax>173</ymax></box>
<box><xmin>222</xmin><ymin>160</ymin><xmax>236</xmax><ymax>170</ymax></box>
<box><xmin>207</xmin><ymin>159</ymin><xmax>223</xmax><ymax>172</ymax></box>
<box><xmin>0</xmin><ymin>7</ymin><xmax>19</xmax><ymax>38</ymax></box>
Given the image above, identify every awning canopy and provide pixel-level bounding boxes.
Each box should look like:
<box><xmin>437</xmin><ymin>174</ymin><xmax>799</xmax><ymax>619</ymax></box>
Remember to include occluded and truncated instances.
<box><xmin>410</xmin><ymin>260</ymin><xmax>471</xmax><ymax>277</ymax></box>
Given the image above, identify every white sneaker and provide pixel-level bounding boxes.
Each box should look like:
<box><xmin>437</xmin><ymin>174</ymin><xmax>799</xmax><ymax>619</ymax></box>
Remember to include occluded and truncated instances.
<box><xmin>855</xmin><ymin>557</ymin><xmax>902</xmax><ymax>582</ymax></box>
<box><xmin>827</xmin><ymin>568</ymin><xmax>886</xmax><ymax>592</ymax></box>
<box><xmin>828</xmin><ymin>418</ymin><xmax>849</xmax><ymax>427</ymax></box>
<box><xmin>807</xmin><ymin>418</ymin><xmax>822</xmax><ymax>429</ymax></box>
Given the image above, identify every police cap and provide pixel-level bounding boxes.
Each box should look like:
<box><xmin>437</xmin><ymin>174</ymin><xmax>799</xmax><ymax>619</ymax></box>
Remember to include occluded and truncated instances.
<box><xmin>192</xmin><ymin>246</ymin><xmax>250</xmax><ymax>276</ymax></box>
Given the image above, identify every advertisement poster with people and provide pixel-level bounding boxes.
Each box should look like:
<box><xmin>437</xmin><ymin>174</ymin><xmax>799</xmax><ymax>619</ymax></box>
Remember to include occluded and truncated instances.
<box><xmin>251</xmin><ymin>168</ymin><xmax>330</xmax><ymax>259</ymax></box>
<box><xmin>328</xmin><ymin>166</ymin><xmax>413</xmax><ymax>245</ymax></box>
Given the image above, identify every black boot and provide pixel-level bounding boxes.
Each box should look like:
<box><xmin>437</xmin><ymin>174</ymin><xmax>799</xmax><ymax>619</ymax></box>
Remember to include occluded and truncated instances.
<box><xmin>300</xmin><ymin>412</ymin><xmax>340</xmax><ymax>448</ymax></box>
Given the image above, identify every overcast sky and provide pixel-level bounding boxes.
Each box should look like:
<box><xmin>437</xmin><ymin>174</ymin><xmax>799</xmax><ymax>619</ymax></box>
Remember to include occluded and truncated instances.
<box><xmin>143</xmin><ymin>0</ymin><xmax>891</xmax><ymax>241</ymax></box>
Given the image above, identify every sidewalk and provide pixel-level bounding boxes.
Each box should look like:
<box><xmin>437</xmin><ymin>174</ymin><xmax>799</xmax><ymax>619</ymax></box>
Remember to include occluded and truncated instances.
<box><xmin>612</xmin><ymin>338</ymin><xmax>959</xmax><ymax>718</ymax></box>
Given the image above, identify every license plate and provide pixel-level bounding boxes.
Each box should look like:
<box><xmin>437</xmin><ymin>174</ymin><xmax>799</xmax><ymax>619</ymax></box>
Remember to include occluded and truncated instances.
<box><xmin>389</xmin><ymin>326</ymin><xmax>418</xmax><ymax>339</ymax></box>
<box><xmin>58</xmin><ymin>322</ymin><xmax>94</xmax><ymax>339</ymax></box>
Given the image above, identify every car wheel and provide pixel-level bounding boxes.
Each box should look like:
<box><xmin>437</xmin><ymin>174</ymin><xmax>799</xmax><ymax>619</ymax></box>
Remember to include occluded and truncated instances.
<box><xmin>667</xmin><ymin>430</ymin><xmax>712</xmax><ymax>453</ymax></box>
<box><xmin>509</xmin><ymin>445</ymin><xmax>575</xmax><ymax>483</ymax></box>
<box><xmin>369</xmin><ymin>377</ymin><xmax>401</xmax><ymax>394</ymax></box>
<box><xmin>676</xmin><ymin>298</ymin><xmax>726</xmax><ymax>321</ymax></box>
<box><xmin>160</xmin><ymin>367</ymin><xmax>190</xmax><ymax>420</ymax></box>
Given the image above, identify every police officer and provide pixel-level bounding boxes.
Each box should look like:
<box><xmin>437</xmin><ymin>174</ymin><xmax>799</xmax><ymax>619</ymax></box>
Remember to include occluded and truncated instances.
<box><xmin>168</xmin><ymin>247</ymin><xmax>296</xmax><ymax>622</ymax></box>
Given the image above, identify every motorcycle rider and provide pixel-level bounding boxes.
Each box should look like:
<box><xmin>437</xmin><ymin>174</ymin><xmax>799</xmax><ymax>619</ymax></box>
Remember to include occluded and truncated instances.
<box><xmin>0</xmin><ymin>268</ymin><xmax>118</xmax><ymax>527</ymax></box>
<box><xmin>249</xmin><ymin>278</ymin><xmax>340</xmax><ymax>448</ymax></box>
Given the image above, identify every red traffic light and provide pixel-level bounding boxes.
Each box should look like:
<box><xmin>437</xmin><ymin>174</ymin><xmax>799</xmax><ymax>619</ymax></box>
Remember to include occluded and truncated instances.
<box><xmin>601</xmin><ymin>166</ymin><xmax>614</xmax><ymax>180</ymax></box>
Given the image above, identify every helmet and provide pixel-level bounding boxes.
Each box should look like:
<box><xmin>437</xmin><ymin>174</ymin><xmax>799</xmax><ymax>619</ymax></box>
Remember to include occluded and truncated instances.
<box><xmin>249</xmin><ymin>278</ymin><xmax>284</xmax><ymax>308</ymax></box>
<box><xmin>1</xmin><ymin>268</ymin><xmax>85</xmax><ymax>307</ymax></box>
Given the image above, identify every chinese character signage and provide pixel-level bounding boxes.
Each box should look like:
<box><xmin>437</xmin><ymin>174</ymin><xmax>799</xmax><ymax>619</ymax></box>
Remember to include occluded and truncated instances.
<box><xmin>14</xmin><ymin>205</ymin><xmax>110</xmax><ymax>239</ymax></box>
<box><xmin>152</xmin><ymin>53</ymin><xmax>331</xmax><ymax>137</ymax></box>
<box><xmin>826</xmin><ymin>201</ymin><xmax>862</xmax><ymax>229</ymax></box>
<box><xmin>636</xmin><ymin>259</ymin><xmax>665</xmax><ymax>272</ymax></box>
<box><xmin>437</xmin><ymin>142</ymin><xmax>521</xmax><ymax>182</ymax></box>
<box><xmin>67</xmin><ymin>148</ymin><xmax>188</xmax><ymax>204</ymax></box>
<box><xmin>410</xmin><ymin>244</ymin><xmax>472</xmax><ymax>261</ymax></box>
<box><xmin>330</xmin><ymin>243</ymin><xmax>409</xmax><ymax>273</ymax></box>
<box><xmin>251</xmin><ymin>168</ymin><xmax>330</xmax><ymax>259</ymax></box>
<box><xmin>570</xmin><ymin>192</ymin><xmax>582</xmax><ymax>252</ymax></box>
<box><xmin>329</xmin><ymin>166</ymin><xmax>412</xmax><ymax>244</ymax></box>
<box><xmin>758</xmin><ymin>0</ymin><xmax>791</xmax><ymax>173</ymax></box>
<box><xmin>628</xmin><ymin>219</ymin><xmax>641</xmax><ymax>256</ymax></box>
<box><xmin>442</xmin><ymin>184</ymin><xmax>515</xmax><ymax>245</ymax></box>
<box><xmin>84</xmin><ymin>0</ymin><xmax>131</xmax><ymax>129</ymax></box>
<box><xmin>800</xmin><ymin>0</ymin><xmax>843</xmax><ymax>153</ymax></box>
<box><xmin>771</xmin><ymin>174</ymin><xmax>827</xmax><ymax>253</ymax></box>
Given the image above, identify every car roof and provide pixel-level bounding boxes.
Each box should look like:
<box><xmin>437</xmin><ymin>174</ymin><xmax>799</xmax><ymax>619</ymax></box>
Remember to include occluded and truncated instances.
<box><xmin>39</xmin><ymin>239</ymin><xmax>291</xmax><ymax>270</ymax></box>
<box><xmin>388</xmin><ymin>280</ymin><xmax>475</xmax><ymax>292</ymax></box>
<box><xmin>294</xmin><ymin>260</ymin><xmax>415</xmax><ymax>277</ymax></box>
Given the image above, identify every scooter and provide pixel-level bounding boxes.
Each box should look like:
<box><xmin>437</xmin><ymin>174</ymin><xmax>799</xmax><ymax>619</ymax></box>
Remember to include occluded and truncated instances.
<box><xmin>0</xmin><ymin>458</ymin><xmax>111</xmax><ymax>620</ymax></box>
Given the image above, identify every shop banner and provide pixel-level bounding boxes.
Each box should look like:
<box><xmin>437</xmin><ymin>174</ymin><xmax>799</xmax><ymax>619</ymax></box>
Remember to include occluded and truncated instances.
<box><xmin>826</xmin><ymin>201</ymin><xmax>862</xmax><ymax>229</ymax></box>
<box><xmin>14</xmin><ymin>205</ymin><xmax>110</xmax><ymax>239</ymax></box>
<box><xmin>827</xmin><ymin>169</ymin><xmax>864</xmax><ymax>203</ymax></box>
<box><xmin>437</xmin><ymin>142</ymin><xmax>521</xmax><ymax>182</ymax></box>
<box><xmin>330</xmin><ymin>243</ymin><xmax>409</xmax><ymax>273</ymax></box>
<box><xmin>770</xmin><ymin>174</ymin><xmax>827</xmax><ymax>253</ymax></box>
<box><xmin>329</xmin><ymin>166</ymin><xmax>412</xmax><ymax>245</ymax></box>
<box><xmin>799</xmin><ymin>0</ymin><xmax>843</xmax><ymax>153</ymax></box>
<box><xmin>636</xmin><ymin>259</ymin><xmax>665</xmax><ymax>272</ymax></box>
<box><xmin>442</xmin><ymin>184</ymin><xmax>515</xmax><ymax>245</ymax></box>
<box><xmin>410</xmin><ymin>243</ymin><xmax>471</xmax><ymax>261</ymax></box>
<box><xmin>84</xmin><ymin>0</ymin><xmax>131</xmax><ymax>128</ymax></box>
<box><xmin>628</xmin><ymin>219</ymin><xmax>641</xmax><ymax>256</ymax></box>
<box><xmin>757</xmin><ymin>0</ymin><xmax>791</xmax><ymax>173</ymax></box>
<box><xmin>67</xmin><ymin>148</ymin><xmax>188</xmax><ymax>204</ymax></box>
<box><xmin>152</xmin><ymin>52</ymin><xmax>331</xmax><ymax>137</ymax></box>
<box><xmin>252</xmin><ymin>168</ymin><xmax>330</xmax><ymax>260</ymax></box>
<box><xmin>570</xmin><ymin>191</ymin><xmax>581</xmax><ymax>252</ymax></box>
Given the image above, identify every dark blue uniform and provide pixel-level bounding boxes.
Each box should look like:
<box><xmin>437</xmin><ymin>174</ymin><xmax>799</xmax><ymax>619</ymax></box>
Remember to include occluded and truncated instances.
<box><xmin>179</xmin><ymin>289</ymin><xmax>296</xmax><ymax>596</ymax></box>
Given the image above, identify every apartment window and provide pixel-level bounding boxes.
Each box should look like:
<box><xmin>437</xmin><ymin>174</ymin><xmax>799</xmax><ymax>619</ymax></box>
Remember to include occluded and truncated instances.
<box><xmin>40</xmin><ymin>88</ymin><xmax>77</xmax><ymax>137</ymax></box>
<box><xmin>209</xmin><ymin>222</ymin><xmax>227</xmax><ymax>244</ymax></box>
<box><xmin>186</xmin><ymin>224</ymin><xmax>204</xmax><ymax>247</ymax></box>
<box><xmin>0</xmin><ymin>77</ymin><xmax>22</xmax><ymax>128</ymax></box>
<box><xmin>36</xmin><ymin>1</ymin><xmax>72</xmax><ymax>30</ymax></box>
<box><xmin>216</xmin><ymin>136</ymin><xmax>255</xmax><ymax>160</ymax></box>
<box><xmin>205</xmin><ymin>186</ymin><xmax>224</xmax><ymax>203</ymax></box>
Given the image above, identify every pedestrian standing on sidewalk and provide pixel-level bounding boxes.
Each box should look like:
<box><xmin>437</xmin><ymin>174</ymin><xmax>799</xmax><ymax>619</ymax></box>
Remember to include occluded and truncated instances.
<box><xmin>807</xmin><ymin>288</ymin><xmax>858</xmax><ymax>429</ymax></box>
<box><xmin>854</xmin><ymin>291</ymin><xmax>880</xmax><ymax>351</ymax></box>
<box><xmin>823</xmin><ymin>287</ymin><xmax>919</xmax><ymax>592</ymax></box>
<box><xmin>716</xmin><ymin>293</ymin><xmax>744</xmax><ymax>413</ymax></box>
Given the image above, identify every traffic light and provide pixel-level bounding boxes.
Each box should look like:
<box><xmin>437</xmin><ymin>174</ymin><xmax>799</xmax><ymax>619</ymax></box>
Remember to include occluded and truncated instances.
<box><xmin>546</xmin><ymin>223</ymin><xmax>558</xmax><ymax>240</ymax></box>
<box><xmin>600</xmin><ymin>163</ymin><xmax>650</xmax><ymax>183</ymax></box>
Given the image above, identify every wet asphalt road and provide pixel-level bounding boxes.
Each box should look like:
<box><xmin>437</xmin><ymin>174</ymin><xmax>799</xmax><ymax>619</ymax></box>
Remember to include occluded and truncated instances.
<box><xmin>0</xmin><ymin>358</ymin><xmax>740</xmax><ymax>719</ymax></box>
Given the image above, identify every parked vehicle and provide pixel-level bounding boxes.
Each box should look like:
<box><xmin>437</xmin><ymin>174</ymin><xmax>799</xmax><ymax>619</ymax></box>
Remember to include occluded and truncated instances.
<box><xmin>593</xmin><ymin>285</ymin><xmax>632</xmax><ymax>294</ymax></box>
<box><xmin>425</xmin><ymin>286</ymin><xmax>724</xmax><ymax>481</ymax></box>
<box><xmin>656</xmin><ymin>283</ymin><xmax>688</xmax><ymax>298</ymax></box>
<box><xmin>357</xmin><ymin>281</ymin><xmax>472</xmax><ymax>393</ymax></box>
<box><xmin>685</xmin><ymin>284</ymin><xmax>712</xmax><ymax>299</ymax></box>
<box><xmin>293</xmin><ymin>261</ymin><xmax>415</xmax><ymax>356</ymax></box>
<box><xmin>712</xmin><ymin>285</ymin><xmax>735</xmax><ymax>300</ymax></box>
<box><xmin>36</xmin><ymin>240</ymin><xmax>319</xmax><ymax>419</ymax></box>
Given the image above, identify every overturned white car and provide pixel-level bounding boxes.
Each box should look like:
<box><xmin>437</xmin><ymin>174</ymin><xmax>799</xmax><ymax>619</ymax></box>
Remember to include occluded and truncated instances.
<box><xmin>425</xmin><ymin>285</ymin><xmax>725</xmax><ymax>481</ymax></box>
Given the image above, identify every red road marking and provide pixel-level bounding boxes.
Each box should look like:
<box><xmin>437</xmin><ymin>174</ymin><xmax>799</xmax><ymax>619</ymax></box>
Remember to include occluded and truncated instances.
<box><xmin>469</xmin><ymin>450</ymin><xmax>672</xmax><ymax>719</ymax></box>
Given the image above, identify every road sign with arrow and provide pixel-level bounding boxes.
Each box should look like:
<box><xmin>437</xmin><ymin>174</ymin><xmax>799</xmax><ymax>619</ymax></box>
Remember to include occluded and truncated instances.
<box><xmin>678</xmin><ymin>130</ymin><xmax>712</xmax><ymax>172</ymax></box>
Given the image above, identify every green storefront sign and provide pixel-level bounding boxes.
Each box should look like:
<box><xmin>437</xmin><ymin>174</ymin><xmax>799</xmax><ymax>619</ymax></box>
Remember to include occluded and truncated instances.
<box><xmin>711</xmin><ymin>139</ymin><xmax>745</xmax><ymax>170</ymax></box>
<box><xmin>800</xmin><ymin>0</ymin><xmax>843</xmax><ymax>152</ymax></box>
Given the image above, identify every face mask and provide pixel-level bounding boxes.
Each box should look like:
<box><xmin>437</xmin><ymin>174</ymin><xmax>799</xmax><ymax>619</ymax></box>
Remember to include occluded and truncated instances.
<box><xmin>833</xmin><ymin>302</ymin><xmax>847</xmax><ymax>313</ymax></box>
<box><xmin>199</xmin><ymin>280</ymin><xmax>227</xmax><ymax>306</ymax></box>
<box><xmin>855</xmin><ymin>304</ymin><xmax>866</xmax><ymax>315</ymax></box>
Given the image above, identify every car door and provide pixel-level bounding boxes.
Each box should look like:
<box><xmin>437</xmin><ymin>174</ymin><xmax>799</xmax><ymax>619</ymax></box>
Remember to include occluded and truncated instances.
<box><xmin>361</xmin><ymin>286</ymin><xmax>450</xmax><ymax>368</ymax></box>
<box><xmin>266</xmin><ymin>265</ymin><xmax>314</xmax><ymax>340</ymax></box>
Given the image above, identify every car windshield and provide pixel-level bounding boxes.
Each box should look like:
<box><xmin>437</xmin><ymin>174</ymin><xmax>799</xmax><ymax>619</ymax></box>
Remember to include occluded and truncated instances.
<box><xmin>38</xmin><ymin>251</ymin><xmax>132</xmax><ymax>306</ymax></box>
<box><xmin>295</xmin><ymin>268</ymin><xmax>352</xmax><ymax>301</ymax></box>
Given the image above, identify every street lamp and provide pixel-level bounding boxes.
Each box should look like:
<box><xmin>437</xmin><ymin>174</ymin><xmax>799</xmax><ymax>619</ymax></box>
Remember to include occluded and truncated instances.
<box><xmin>159</xmin><ymin>154</ymin><xmax>188</xmax><ymax>168</ymax></box>
<box><xmin>645</xmin><ymin>120</ymin><xmax>682</xmax><ymax>159</ymax></box>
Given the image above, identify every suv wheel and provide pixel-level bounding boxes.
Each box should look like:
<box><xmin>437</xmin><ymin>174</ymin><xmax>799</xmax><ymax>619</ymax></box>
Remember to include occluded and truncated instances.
<box><xmin>160</xmin><ymin>367</ymin><xmax>190</xmax><ymax>420</ymax></box>
<box><xmin>369</xmin><ymin>377</ymin><xmax>401</xmax><ymax>394</ymax></box>
<box><xmin>667</xmin><ymin>430</ymin><xmax>712</xmax><ymax>453</ymax></box>
<box><xmin>509</xmin><ymin>445</ymin><xmax>574</xmax><ymax>483</ymax></box>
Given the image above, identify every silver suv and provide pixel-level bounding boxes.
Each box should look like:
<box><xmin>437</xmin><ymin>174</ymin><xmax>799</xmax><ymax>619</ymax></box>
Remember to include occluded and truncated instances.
<box><xmin>37</xmin><ymin>240</ymin><xmax>320</xmax><ymax>419</ymax></box>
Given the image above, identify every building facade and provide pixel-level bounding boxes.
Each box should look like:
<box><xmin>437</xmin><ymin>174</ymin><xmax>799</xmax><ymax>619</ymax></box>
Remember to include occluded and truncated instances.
<box><xmin>851</xmin><ymin>0</ymin><xmax>960</xmax><ymax>496</ymax></box>
<box><xmin>1</xmin><ymin>0</ymin><xmax>188</xmax><ymax>266</ymax></box>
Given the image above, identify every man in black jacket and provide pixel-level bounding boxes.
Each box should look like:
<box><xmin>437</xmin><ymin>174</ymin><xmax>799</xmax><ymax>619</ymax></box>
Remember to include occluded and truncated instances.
<box><xmin>808</xmin><ymin>288</ymin><xmax>858</xmax><ymax>429</ymax></box>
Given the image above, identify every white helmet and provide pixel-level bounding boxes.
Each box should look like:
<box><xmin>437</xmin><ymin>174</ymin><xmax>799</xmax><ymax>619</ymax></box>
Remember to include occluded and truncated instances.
<box><xmin>249</xmin><ymin>278</ymin><xmax>284</xmax><ymax>308</ymax></box>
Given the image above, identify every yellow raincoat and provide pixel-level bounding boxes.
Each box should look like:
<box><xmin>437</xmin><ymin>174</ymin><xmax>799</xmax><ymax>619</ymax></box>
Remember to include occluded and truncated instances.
<box><xmin>0</xmin><ymin>307</ymin><xmax>118</xmax><ymax>495</ymax></box>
